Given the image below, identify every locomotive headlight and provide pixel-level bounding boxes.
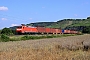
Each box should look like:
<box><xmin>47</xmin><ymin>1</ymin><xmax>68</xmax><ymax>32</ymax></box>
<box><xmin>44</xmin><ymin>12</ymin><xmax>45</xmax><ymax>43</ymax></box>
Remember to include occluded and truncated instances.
<box><xmin>16</xmin><ymin>29</ymin><xmax>22</xmax><ymax>30</ymax></box>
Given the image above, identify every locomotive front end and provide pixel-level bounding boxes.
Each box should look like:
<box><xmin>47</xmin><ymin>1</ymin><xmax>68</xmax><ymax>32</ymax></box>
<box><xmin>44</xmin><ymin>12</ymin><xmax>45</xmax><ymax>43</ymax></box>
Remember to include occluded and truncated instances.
<box><xmin>16</xmin><ymin>26</ymin><xmax>23</xmax><ymax>34</ymax></box>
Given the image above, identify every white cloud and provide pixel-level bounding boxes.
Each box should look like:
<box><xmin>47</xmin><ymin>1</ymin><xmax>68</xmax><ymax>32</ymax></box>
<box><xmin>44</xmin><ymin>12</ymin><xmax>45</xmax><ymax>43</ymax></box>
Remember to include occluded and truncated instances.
<box><xmin>0</xmin><ymin>6</ymin><xmax>8</xmax><ymax>11</ymax></box>
<box><xmin>1</xmin><ymin>18</ymin><xmax>7</xmax><ymax>20</ymax></box>
<box><xmin>11</xmin><ymin>24</ymin><xmax>19</xmax><ymax>26</ymax></box>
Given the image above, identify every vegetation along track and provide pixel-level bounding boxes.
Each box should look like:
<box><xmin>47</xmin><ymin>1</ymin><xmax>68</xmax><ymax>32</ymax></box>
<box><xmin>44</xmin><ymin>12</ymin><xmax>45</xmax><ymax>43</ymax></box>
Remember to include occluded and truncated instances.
<box><xmin>0</xmin><ymin>34</ymin><xmax>90</xmax><ymax>60</ymax></box>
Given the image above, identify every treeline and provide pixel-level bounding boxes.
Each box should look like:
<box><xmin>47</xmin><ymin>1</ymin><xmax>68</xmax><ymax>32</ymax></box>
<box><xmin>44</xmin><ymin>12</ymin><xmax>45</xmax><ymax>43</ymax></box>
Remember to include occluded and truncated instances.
<box><xmin>0</xmin><ymin>28</ymin><xmax>16</xmax><ymax>42</ymax></box>
<box><xmin>0</xmin><ymin>28</ymin><xmax>16</xmax><ymax>35</ymax></box>
<box><xmin>82</xmin><ymin>26</ymin><xmax>90</xmax><ymax>33</ymax></box>
<box><xmin>65</xmin><ymin>26</ymin><xmax>90</xmax><ymax>34</ymax></box>
<box><xmin>27</xmin><ymin>22</ymin><xmax>55</xmax><ymax>27</ymax></box>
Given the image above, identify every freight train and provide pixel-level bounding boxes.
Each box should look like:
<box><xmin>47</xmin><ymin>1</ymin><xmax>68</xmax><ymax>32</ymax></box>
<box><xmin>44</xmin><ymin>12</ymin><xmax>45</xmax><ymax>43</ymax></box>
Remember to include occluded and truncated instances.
<box><xmin>16</xmin><ymin>25</ymin><xmax>79</xmax><ymax>34</ymax></box>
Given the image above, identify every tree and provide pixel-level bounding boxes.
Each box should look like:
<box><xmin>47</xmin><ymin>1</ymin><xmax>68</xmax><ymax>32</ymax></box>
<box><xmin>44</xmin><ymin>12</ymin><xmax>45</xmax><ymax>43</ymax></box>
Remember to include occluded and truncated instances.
<box><xmin>82</xmin><ymin>26</ymin><xmax>90</xmax><ymax>33</ymax></box>
<box><xmin>1</xmin><ymin>34</ymin><xmax>10</xmax><ymax>42</ymax></box>
<box><xmin>0</xmin><ymin>30</ymin><xmax>1</xmax><ymax>34</ymax></box>
<box><xmin>12</xmin><ymin>29</ymin><xmax>17</xmax><ymax>35</ymax></box>
<box><xmin>1</xmin><ymin>28</ymin><xmax>13</xmax><ymax>35</ymax></box>
<box><xmin>87</xmin><ymin>17</ymin><xmax>90</xmax><ymax>19</ymax></box>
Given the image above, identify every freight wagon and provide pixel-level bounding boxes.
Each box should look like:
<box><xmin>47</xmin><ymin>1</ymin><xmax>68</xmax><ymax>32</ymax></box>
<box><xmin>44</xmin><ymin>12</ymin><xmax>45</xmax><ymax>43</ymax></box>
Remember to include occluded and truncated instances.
<box><xmin>16</xmin><ymin>25</ymin><xmax>79</xmax><ymax>34</ymax></box>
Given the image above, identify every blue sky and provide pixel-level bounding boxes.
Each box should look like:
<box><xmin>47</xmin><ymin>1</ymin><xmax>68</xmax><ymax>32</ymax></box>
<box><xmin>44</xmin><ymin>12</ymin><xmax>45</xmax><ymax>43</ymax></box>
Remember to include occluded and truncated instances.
<box><xmin>0</xmin><ymin>0</ymin><xmax>90</xmax><ymax>29</ymax></box>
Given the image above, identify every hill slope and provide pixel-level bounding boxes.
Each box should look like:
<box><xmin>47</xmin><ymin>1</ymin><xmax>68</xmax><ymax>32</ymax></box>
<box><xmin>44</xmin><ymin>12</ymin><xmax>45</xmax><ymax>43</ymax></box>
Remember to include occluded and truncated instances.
<box><xmin>27</xmin><ymin>17</ymin><xmax>90</xmax><ymax>29</ymax></box>
<box><xmin>10</xmin><ymin>17</ymin><xmax>90</xmax><ymax>33</ymax></box>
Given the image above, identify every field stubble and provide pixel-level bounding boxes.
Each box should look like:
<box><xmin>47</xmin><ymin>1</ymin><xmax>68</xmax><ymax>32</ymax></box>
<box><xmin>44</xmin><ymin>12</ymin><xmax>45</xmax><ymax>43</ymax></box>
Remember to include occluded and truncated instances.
<box><xmin>0</xmin><ymin>34</ymin><xmax>90</xmax><ymax>60</ymax></box>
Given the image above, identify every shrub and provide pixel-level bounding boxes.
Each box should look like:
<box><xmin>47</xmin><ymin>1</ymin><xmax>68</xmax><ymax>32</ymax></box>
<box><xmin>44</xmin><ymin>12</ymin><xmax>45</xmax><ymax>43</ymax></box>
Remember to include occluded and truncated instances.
<box><xmin>21</xmin><ymin>35</ymin><xmax>30</xmax><ymax>40</ymax></box>
<box><xmin>1</xmin><ymin>28</ymin><xmax>13</xmax><ymax>35</ymax></box>
<box><xmin>10</xmin><ymin>37</ymin><xmax>21</xmax><ymax>41</ymax></box>
<box><xmin>21</xmin><ymin>35</ymin><xmax>44</xmax><ymax>40</ymax></box>
<box><xmin>46</xmin><ymin>35</ymin><xmax>54</xmax><ymax>38</ymax></box>
<box><xmin>0</xmin><ymin>34</ymin><xmax>10</xmax><ymax>42</ymax></box>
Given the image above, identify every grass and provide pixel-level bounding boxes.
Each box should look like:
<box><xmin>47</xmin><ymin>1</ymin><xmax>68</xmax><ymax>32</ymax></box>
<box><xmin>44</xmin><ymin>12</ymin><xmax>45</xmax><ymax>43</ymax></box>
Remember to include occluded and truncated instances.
<box><xmin>12</xmin><ymin>34</ymin><xmax>77</xmax><ymax>41</ymax></box>
<box><xmin>0</xmin><ymin>34</ymin><xmax>78</xmax><ymax>42</ymax></box>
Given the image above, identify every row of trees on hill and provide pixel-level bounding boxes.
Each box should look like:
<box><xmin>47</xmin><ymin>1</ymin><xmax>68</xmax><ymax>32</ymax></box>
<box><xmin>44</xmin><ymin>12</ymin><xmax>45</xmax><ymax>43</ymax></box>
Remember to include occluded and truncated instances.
<box><xmin>82</xmin><ymin>26</ymin><xmax>90</xmax><ymax>33</ymax></box>
<box><xmin>65</xmin><ymin>26</ymin><xmax>90</xmax><ymax>34</ymax></box>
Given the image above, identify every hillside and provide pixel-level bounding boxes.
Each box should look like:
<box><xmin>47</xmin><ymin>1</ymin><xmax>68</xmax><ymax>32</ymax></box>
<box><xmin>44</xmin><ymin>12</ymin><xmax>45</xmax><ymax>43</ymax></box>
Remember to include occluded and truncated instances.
<box><xmin>27</xmin><ymin>22</ymin><xmax>55</xmax><ymax>27</ymax></box>
<box><xmin>27</xmin><ymin>17</ymin><xmax>90</xmax><ymax>29</ymax></box>
<box><xmin>26</xmin><ymin>20</ymin><xmax>73</xmax><ymax>29</ymax></box>
<box><xmin>9</xmin><ymin>17</ymin><xmax>90</xmax><ymax>33</ymax></box>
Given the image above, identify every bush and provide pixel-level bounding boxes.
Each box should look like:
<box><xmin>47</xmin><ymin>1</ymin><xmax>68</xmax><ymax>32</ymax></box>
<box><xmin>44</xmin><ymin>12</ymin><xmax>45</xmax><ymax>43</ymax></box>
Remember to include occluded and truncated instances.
<box><xmin>1</xmin><ymin>28</ymin><xmax>13</xmax><ymax>35</ymax></box>
<box><xmin>21</xmin><ymin>35</ymin><xmax>30</xmax><ymax>40</ymax></box>
<box><xmin>46</xmin><ymin>35</ymin><xmax>54</xmax><ymax>38</ymax></box>
<box><xmin>10</xmin><ymin>37</ymin><xmax>21</xmax><ymax>41</ymax></box>
<box><xmin>82</xmin><ymin>26</ymin><xmax>90</xmax><ymax>34</ymax></box>
<box><xmin>0</xmin><ymin>34</ymin><xmax>10</xmax><ymax>42</ymax></box>
<box><xmin>0</xmin><ymin>34</ymin><xmax>77</xmax><ymax>42</ymax></box>
<box><xmin>21</xmin><ymin>35</ymin><xmax>43</xmax><ymax>40</ymax></box>
<box><xmin>20</xmin><ymin>34</ymin><xmax>76</xmax><ymax>41</ymax></box>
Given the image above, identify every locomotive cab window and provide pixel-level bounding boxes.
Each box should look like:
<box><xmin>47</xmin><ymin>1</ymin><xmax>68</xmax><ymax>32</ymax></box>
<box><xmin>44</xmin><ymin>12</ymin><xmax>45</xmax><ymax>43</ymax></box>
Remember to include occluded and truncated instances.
<box><xmin>17</xmin><ymin>26</ymin><xmax>22</xmax><ymax>28</ymax></box>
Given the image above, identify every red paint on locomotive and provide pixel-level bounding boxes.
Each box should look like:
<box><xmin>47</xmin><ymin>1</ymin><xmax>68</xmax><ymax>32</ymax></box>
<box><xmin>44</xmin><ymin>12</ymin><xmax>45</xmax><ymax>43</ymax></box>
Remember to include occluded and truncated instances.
<box><xmin>16</xmin><ymin>25</ymin><xmax>79</xmax><ymax>34</ymax></box>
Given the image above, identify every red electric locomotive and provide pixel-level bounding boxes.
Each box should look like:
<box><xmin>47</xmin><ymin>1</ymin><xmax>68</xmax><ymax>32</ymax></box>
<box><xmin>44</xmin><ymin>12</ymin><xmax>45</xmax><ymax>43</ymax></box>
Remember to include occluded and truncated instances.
<box><xmin>16</xmin><ymin>25</ymin><xmax>38</xmax><ymax>34</ymax></box>
<box><xmin>16</xmin><ymin>25</ymin><xmax>62</xmax><ymax>34</ymax></box>
<box><xmin>16</xmin><ymin>25</ymin><xmax>79</xmax><ymax>34</ymax></box>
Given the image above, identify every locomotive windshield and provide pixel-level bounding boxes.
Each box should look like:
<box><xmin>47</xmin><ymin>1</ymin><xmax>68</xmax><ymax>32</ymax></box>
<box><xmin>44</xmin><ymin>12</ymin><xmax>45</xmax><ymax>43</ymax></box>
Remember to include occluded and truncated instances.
<box><xmin>17</xmin><ymin>26</ymin><xmax>22</xmax><ymax>28</ymax></box>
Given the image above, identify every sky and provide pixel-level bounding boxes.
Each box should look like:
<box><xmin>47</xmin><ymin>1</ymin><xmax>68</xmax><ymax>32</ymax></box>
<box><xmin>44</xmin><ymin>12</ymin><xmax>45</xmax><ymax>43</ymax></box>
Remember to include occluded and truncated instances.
<box><xmin>0</xmin><ymin>0</ymin><xmax>90</xmax><ymax>29</ymax></box>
